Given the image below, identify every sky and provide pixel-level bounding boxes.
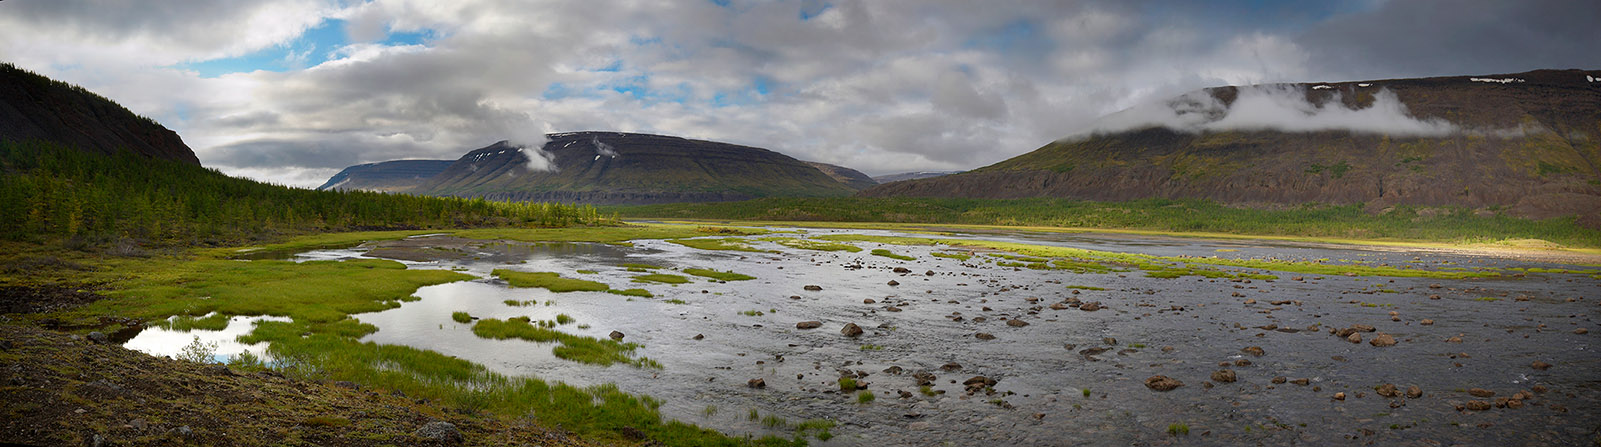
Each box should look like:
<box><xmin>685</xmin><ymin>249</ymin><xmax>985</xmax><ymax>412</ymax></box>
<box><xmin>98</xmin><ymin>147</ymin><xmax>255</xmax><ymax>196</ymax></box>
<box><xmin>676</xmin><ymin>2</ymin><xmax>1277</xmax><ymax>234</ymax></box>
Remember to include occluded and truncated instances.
<box><xmin>2</xmin><ymin>0</ymin><xmax>1597</xmax><ymax>187</ymax></box>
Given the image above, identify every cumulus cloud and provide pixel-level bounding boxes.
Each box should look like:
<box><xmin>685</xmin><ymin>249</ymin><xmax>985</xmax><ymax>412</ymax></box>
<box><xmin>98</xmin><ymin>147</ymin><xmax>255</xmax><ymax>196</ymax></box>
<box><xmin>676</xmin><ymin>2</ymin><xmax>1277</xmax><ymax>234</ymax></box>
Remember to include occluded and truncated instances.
<box><xmin>0</xmin><ymin>0</ymin><xmax>1593</xmax><ymax>187</ymax></box>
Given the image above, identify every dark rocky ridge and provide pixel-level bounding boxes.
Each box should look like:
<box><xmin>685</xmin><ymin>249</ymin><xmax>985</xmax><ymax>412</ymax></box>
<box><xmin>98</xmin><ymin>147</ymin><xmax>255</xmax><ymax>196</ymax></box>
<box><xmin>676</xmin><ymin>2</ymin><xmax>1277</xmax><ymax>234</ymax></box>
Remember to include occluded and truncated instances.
<box><xmin>804</xmin><ymin>161</ymin><xmax>878</xmax><ymax>190</ymax></box>
<box><xmin>409</xmin><ymin>132</ymin><xmax>857</xmax><ymax>205</ymax></box>
<box><xmin>0</xmin><ymin>63</ymin><xmax>198</xmax><ymax>165</ymax></box>
<box><xmin>316</xmin><ymin>159</ymin><xmax>453</xmax><ymax>192</ymax></box>
<box><xmin>862</xmin><ymin>69</ymin><xmax>1601</xmax><ymax>225</ymax></box>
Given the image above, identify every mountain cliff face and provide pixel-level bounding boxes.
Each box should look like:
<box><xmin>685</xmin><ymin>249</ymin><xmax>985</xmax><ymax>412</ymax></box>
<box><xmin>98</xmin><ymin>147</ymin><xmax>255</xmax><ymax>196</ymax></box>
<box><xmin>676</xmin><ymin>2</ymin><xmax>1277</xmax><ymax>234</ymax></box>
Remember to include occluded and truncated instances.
<box><xmin>316</xmin><ymin>160</ymin><xmax>453</xmax><ymax>192</ymax></box>
<box><xmin>0</xmin><ymin>63</ymin><xmax>198</xmax><ymax>165</ymax></box>
<box><xmin>408</xmin><ymin>132</ymin><xmax>856</xmax><ymax>205</ymax></box>
<box><xmin>804</xmin><ymin>161</ymin><xmax>878</xmax><ymax>190</ymax></box>
<box><xmin>862</xmin><ymin>69</ymin><xmax>1601</xmax><ymax>225</ymax></box>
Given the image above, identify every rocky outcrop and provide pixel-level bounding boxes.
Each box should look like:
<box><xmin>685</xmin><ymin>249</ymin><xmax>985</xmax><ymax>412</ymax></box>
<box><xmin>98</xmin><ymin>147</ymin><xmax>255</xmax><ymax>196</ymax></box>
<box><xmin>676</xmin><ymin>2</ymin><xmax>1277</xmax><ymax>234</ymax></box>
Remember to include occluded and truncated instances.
<box><xmin>0</xmin><ymin>63</ymin><xmax>197</xmax><ymax>165</ymax></box>
<box><xmin>861</xmin><ymin>69</ymin><xmax>1601</xmax><ymax>226</ymax></box>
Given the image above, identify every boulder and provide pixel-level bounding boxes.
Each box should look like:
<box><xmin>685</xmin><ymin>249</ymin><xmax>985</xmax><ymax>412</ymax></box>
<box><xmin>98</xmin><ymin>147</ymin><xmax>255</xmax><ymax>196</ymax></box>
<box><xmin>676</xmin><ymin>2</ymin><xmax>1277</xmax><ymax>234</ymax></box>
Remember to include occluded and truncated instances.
<box><xmin>841</xmin><ymin>323</ymin><xmax>864</xmax><ymax>337</ymax></box>
<box><xmin>1210</xmin><ymin>370</ymin><xmax>1237</xmax><ymax>383</ymax></box>
<box><xmin>747</xmin><ymin>378</ymin><xmax>766</xmax><ymax>389</ymax></box>
<box><xmin>1369</xmin><ymin>333</ymin><xmax>1397</xmax><ymax>347</ymax></box>
<box><xmin>1241</xmin><ymin>346</ymin><xmax>1265</xmax><ymax>357</ymax></box>
<box><xmin>796</xmin><ymin>321</ymin><xmax>823</xmax><ymax>329</ymax></box>
<box><xmin>1144</xmin><ymin>375</ymin><xmax>1183</xmax><ymax>391</ymax></box>
<box><xmin>1006</xmin><ymin>319</ymin><xmax>1029</xmax><ymax>327</ymax></box>
<box><xmin>609</xmin><ymin>331</ymin><xmax>625</xmax><ymax>340</ymax></box>
<box><xmin>974</xmin><ymin>332</ymin><xmax>996</xmax><ymax>340</ymax></box>
<box><xmin>414</xmin><ymin>421</ymin><xmax>463</xmax><ymax>444</ymax></box>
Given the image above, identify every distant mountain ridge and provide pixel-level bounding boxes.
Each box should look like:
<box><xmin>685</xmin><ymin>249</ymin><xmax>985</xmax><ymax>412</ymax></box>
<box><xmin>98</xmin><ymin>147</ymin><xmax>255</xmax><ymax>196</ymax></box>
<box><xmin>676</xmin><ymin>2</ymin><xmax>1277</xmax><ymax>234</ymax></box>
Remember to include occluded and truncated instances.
<box><xmin>862</xmin><ymin>69</ymin><xmax>1601</xmax><ymax>226</ymax></box>
<box><xmin>872</xmin><ymin>171</ymin><xmax>964</xmax><ymax>183</ymax></box>
<box><xmin>394</xmin><ymin>132</ymin><xmax>857</xmax><ymax>205</ymax></box>
<box><xmin>316</xmin><ymin>160</ymin><xmax>453</xmax><ymax>192</ymax></box>
<box><xmin>0</xmin><ymin>63</ymin><xmax>197</xmax><ymax>164</ymax></box>
<box><xmin>804</xmin><ymin>161</ymin><xmax>877</xmax><ymax>190</ymax></box>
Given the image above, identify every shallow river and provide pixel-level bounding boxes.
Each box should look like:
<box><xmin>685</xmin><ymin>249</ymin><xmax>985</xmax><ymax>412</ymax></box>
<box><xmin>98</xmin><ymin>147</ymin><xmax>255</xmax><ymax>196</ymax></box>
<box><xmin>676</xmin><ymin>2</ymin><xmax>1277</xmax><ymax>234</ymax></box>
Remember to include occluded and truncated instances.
<box><xmin>127</xmin><ymin>227</ymin><xmax>1601</xmax><ymax>446</ymax></box>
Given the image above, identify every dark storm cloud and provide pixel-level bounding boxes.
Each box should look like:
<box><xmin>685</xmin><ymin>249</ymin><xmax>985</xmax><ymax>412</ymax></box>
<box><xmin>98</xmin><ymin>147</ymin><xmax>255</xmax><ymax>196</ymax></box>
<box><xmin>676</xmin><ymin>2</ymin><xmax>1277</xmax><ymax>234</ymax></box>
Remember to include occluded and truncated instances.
<box><xmin>1297</xmin><ymin>0</ymin><xmax>1601</xmax><ymax>79</ymax></box>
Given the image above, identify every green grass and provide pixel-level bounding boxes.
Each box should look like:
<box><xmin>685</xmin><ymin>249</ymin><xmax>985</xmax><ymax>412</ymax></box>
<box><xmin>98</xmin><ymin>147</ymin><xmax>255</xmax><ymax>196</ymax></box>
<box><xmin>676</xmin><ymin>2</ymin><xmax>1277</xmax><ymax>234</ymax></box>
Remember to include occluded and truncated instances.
<box><xmin>739</xmin><ymin>310</ymin><xmax>764</xmax><ymax>316</ymax></box>
<box><xmin>920</xmin><ymin>386</ymin><xmax>936</xmax><ymax>396</ymax></box>
<box><xmin>930</xmin><ymin>251</ymin><xmax>972</xmax><ymax>261</ymax></box>
<box><xmin>857</xmin><ymin>390</ymin><xmax>875</xmax><ymax>404</ymax></box>
<box><xmin>452</xmin><ymin>312</ymin><xmax>473</xmax><ymax>323</ymax></box>
<box><xmin>158</xmin><ymin>313</ymin><xmax>232</xmax><ymax>331</ymax></box>
<box><xmin>870</xmin><ymin>249</ymin><xmax>915</xmax><ymax>261</ymax></box>
<box><xmin>605</xmin><ymin>196</ymin><xmax>1601</xmax><ymax>249</ymax></box>
<box><xmin>633</xmin><ymin>273</ymin><xmax>690</xmax><ymax>284</ymax></box>
<box><xmin>1065</xmin><ymin>285</ymin><xmax>1107</xmax><ymax>291</ymax></box>
<box><xmin>814</xmin><ymin>234</ymin><xmax>1498</xmax><ymax>279</ymax></box>
<box><xmin>493</xmin><ymin>270</ymin><xmax>611</xmax><ymax>292</ymax></box>
<box><xmin>555</xmin><ymin>314</ymin><xmax>576</xmax><ymax>325</ymax></box>
<box><xmin>1082</xmin><ymin>388</ymin><xmax>1092</xmax><ymax>398</ymax></box>
<box><xmin>762</xmin><ymin>237</ymin><xmax>862</xmax><ymax>252</ymax></box>
<box><xmin>471</xmin><ymin>318</ymin><xmax>656</xmax><ymax>368</ymax></box>
<box><xmin>607</xmin><ymin>288</ymin><xmax>654</xmax><ymax>298</ymax></box>
<box><xmin>75</xmin><ymin>258</ymin><xmax>470</xmax><ymax>325</ymax></box>
<box><xmin>1167</xmin><ymin>423</ymin><xmax>1190</xmax><ymax>436</ymax></box>
<box><xmin>618</xmin><ymin>263</ymin><xmax>662</xmax><ymax>270</ymax></box>
<box><xmin>667</xmin><ymin>238</ymin><xmax>770</xmax><ymax>252</ymax></box>
<box><xmin>761</xmin><ymin>415</ymin><xmax>788</xmax><ymax>429</ymax></box>
<box><xmin>838</xmin><ymin>377</ymin><xmax>858</xmax><ymax>392</ymax></box>
<box><xmin>683</xmin><ymin>268</ymin><xmax>756</xmax><ymax>281</ymax></box>
<box><xmin>858</xmin><ymin>344</ymin><xmax>884</xmax><ymax>351</ymax></box>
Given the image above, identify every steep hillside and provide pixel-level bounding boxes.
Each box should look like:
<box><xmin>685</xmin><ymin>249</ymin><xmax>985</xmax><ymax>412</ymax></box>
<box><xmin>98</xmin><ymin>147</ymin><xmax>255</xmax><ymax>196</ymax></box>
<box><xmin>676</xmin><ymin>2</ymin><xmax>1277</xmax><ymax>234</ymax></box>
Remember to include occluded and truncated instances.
<box><xmin>804</xmin><ymin>161</ymin><xmax>877</xmax><ymax>190</ymax></box>
<box><xmin>0</xmin><ymin>63</ymin><xmax>198</xmax><ymax>165</ymax></box>
<box><xmin>317</xmin><ymin>159</ymin><xmax>453</xmax><ymax>192</ymax></box>
<box><xmin>863</xmin><ymin>69</ymin><xmax>1601</xmax><ymax>226</ymax></box>
<box><xmin>410</xmin><ymin>132</ymin><xmax>856</xmax><ymax>205</ymax></box>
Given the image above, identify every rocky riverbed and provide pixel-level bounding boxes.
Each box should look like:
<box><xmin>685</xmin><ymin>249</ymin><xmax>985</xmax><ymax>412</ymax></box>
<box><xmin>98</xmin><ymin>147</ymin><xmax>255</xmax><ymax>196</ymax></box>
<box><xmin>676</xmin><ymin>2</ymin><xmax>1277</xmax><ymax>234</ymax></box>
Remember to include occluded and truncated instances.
<box><xmin>126</xmin><ymin>227</ymin><xmax>1601</xmax><ymax>446</ymax></box>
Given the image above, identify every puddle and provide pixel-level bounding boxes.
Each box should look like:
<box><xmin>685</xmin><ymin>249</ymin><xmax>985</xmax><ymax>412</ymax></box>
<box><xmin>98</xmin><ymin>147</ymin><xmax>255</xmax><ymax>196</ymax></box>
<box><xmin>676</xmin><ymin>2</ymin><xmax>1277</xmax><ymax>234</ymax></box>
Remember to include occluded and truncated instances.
<box><xmin>122</xmin><ymin>314</ymin><xmax>291</xmax><ymax>363</ymax></box>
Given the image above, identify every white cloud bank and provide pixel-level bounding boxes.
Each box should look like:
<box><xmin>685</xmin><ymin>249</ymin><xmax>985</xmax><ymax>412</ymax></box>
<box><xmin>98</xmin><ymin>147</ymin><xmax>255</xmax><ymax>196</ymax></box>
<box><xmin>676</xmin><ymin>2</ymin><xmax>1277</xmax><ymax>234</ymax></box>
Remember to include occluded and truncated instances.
<box><xmin>1082</xmin><ymin>85</ymin><xmax>1457</xmax><ymax>137</ymax></box>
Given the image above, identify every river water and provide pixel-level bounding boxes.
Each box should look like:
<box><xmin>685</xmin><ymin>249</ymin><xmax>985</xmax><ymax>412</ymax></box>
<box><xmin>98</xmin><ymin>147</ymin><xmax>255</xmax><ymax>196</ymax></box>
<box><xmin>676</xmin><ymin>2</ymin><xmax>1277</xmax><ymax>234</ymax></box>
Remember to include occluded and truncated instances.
<box><xmin>126</xmin><ymin>227</ymin><xmax>1601</xmax><ymax>446</ymax></box>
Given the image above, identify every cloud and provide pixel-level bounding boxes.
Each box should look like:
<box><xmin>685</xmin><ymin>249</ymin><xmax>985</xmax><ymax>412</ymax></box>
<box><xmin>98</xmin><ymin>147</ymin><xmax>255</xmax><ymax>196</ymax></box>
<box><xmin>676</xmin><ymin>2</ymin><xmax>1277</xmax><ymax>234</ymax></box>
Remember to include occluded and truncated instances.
<box><xmin>1084</xmin><ymin>84</ymin><xmax>1457</xmax><ymax>137</ymax></box>
<box><xmin>1</xmin><ymin>0</ymin><xmax>1593</xmax><ymax>188</ymax></box>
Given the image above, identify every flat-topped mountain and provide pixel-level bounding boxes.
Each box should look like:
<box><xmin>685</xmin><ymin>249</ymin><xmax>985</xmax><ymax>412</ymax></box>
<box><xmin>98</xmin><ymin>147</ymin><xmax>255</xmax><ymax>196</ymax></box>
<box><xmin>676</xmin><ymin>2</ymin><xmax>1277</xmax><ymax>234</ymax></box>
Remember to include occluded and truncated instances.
<box><xmin>0</xmin><ymin>63</ymin><xmax>197</xmax><ymax>165</ymax></box>
<box><xmin>862</xmin><ymin>69</ymin><xmax>1601</xmax><ymax>226</ymax></box>
<box><xmin>316</xmin><ymin>160</ymin><xmax>453</xmax><ymax>192</ymax></box>
<box><xmin>403</xmin><ymin>132</ymin><xmax>857</xmax><ymax>205</ymax></box>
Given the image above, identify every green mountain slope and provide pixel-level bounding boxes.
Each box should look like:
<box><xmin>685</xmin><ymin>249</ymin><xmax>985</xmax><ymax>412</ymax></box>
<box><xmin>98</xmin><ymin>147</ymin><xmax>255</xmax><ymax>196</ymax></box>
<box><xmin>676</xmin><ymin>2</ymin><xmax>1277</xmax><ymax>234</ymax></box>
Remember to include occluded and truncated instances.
<box><xmin>862</xmin><ymin>69</ymin><xmax>1601</xmax><ymax>226</ymax></box>
<box><xmin>0</xmin><ymin>63</ymin><xmax>198</xmax><ymax>165</ymax></box>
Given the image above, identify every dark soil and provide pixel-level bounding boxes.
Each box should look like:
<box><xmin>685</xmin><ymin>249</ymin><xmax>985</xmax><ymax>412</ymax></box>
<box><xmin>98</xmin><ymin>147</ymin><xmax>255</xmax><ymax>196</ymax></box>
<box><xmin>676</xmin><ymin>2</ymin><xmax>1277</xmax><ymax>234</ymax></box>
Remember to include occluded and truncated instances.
<box><xmin>0</xmin><ymin>323</ymin><xmax>605</xmax><ymax>447</ymax></box>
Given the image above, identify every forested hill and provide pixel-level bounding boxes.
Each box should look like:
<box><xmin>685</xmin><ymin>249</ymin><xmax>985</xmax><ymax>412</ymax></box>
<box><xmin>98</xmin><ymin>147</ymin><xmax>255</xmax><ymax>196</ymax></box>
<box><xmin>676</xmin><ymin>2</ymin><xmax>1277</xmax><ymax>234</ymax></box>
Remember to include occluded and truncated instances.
<box><xmin>861</xmin><ymin>69</ymin><xmax>1601</xmax><ymax>227</ymax></box>
<box><xmin>0</xmin><ymin>63</ymin><xmax>199</xmax><ymax>165</ymax></box>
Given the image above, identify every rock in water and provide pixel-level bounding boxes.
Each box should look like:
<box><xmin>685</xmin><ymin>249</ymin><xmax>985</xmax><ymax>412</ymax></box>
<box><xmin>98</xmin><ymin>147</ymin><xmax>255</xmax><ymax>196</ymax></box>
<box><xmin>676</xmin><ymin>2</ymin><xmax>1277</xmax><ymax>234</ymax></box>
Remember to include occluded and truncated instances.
<box><xmin>1369</xmin><ymin>333</ymin><xmax>1397</xmax><ymax>347</ymax></box>
<box><xmin>1241</xmin><ymin>346</ymin><xmax>1265</xmax><ymax>357</ymax></box>
<box><xmin>1144</xmin><ymin>375</ymin><xmax>1183</xmax><ymax>391</ymax></box>
<box><xmin>747</xmin><ymin>378</ymin><xmax>766</xmax><ymax>389</ymax></box>
<box><xmin>796</xmin><ymin>321</ymin><xmax>823</xmax><ymax>329</ymax></box>
<box><xmin>803</xmin><ymin>285</ymin><xmax>823</xmax><ymax>291</ymax></box>
<box><xmin>1006</xmin><ymin>319</ymin><xmax>1029</xmax><ymax>327</ymax></box>
<box><xmin>1376</xmin><ymin>383</ymin><xmax>1399</xmax><ymax>398</ymax></box>
<box><xmin>414</xmin><ymin>421</ymin><xmax>463</xmax><ymax>444</ymax></box>
<box><xmin>841</xmin><ymin>323</ymin><xmax>864</xmax><ymax>337</ymax></box>
<box><xmin>1210</xmin><ymin>370</ymin><xmax>1237</xmax><ymax>383</ymax></box>
<box><xmin>609</xmin><ymin>331</ymin><xmax>625</xmax><ymax>340</ymax></box>
<box><xmin>974</xmin><ymin>333</ymin><xmax>996</xmax><ymax>340</ymax></box>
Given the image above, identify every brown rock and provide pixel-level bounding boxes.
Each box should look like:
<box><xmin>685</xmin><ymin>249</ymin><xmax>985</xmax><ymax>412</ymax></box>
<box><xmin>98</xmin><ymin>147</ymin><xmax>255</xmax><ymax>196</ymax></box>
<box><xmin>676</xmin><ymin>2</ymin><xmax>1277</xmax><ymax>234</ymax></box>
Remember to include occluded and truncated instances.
<box><xmin>1406</xmin><ymin>385</ymin><xmax>1422</xmax><ymax>398</ymax></box>
<box><xmin>940</xmin><ymin>362</ymin><xmax>962</xmax><ymax>371</ymax></box>
<box><xmin>841</xmin><ymin>323</ymin><xmax>864</xmax><ymax>337</ymax></box>
<box><xmin>863</xmin><ymin>298</ymin><xmax>876</xmax><ymax>304</ymax></box>
<box><xmin>1576</xmin><ymin>328</ymin><xmax>1589</xmax><ymax>335</ymax></box>
<box><xmin>796</xmin><ymin>321</ymin><xmax>823</xmax><ymax>329</ymax></box>
<box><xmin>1271</xmin><ymin>376</ymin><xmax>1287</xmax><ymax>384</ymax></box>
<box><xmin>1210</xmin><ymin>370</ymin><xmax>1237</xmax><ymax>383</ymax></box>
<box><xmin>1351</xmin><ymin>324</ymin><xmax>1375</xmax><ymax>332</ymax></box>
<box><xmin>974</xmin><ymin>333</ymin><xmax>996</xmax><ymax>340</ymax></box>
<box><xmin>1375</xmin><ymin>383</ymin><xmax>1399</xmax><ymax>398</ymax></box>
<box><xmin>1346</xmin><ymin>333</ymin><xmax>1362</xmax><ymax>343</ymax></box>
<box><xmin>1049</xmin><ymin>303</ymin><xmax>1068</xmax><ymax>310</ymax></box>
<box><xmin>1144</xmin><ymin>375</ymin><xmax>1183</xmax><ymax>391</ymax></box>
<box><xmin>747</xmin><ymin>378</ymin><xmax>766</xmax><ymax>388</ymax></box>
<box><xmin>887</xmin><ymin>280</ymin><xmax>900</xmax><ymax>286</ymax></box>
<box><xmin>1333</xmin><ymin>392</ymin><xmax>1346</xmax><ymax>401</ymax></box>
<box><xmin>1465</xmin><ymin>400</ymin><xmax>1491</xmax><ymax>411</ymax></box>
<box><xmin>1241</xmin><ymin>346</ymin><xmax>1265</xmax><ymax>357</ymax></box>
<box><xmin>1291</xmin><ymin>378</ymin><xmax>1310</xmax><ymax>386</ymax></box>
<box><xmin>803</xmin><ymin>285</ymin><xmax>822</xmax><ymax>291</ymax></box>
<box><xmin>1006</xmin><ymin>319</ymin><xmax>1029</xmax><ymax>327</ymax></box>
<box><xmin>609</xmin><ymin>331</ymin><xmax>625</xmax><ymax>340</ymax></box>
<box><xmin>1531</xmin><ymin>361</ymin><xmax>1552</xmax><ymax>370</ymax></box>
<box><xmin>692</xmin><ymin>333</ymin><xmax>704</xmax><ymax>340</ymax></box>
<box><xmin>1079</xmin><ymin>302</ymin><xmax>1102</xmax><ymax>312</ymax></box>
<box><xmin>1420</xmin><ymin>319</ymin><xmax>1434</xmax><ymax>325</ymax></box>
<box><xmin>1468</xmin><ymin>388</ymin><xmax>1495</xmax><ymax>398</ymax></box>
<box><xmin>1370</xmin><ymin>333</ymin><xmax>1397</xmax><ymax>347</ymax></box>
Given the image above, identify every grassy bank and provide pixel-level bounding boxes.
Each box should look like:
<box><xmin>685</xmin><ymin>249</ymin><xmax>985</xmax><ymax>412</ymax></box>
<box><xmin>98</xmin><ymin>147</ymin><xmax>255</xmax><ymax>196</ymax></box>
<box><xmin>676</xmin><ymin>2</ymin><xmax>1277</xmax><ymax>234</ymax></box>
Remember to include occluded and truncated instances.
<box><xmin>605</xmin><ymin>197</ymin><xmax>1601</xmax><ymax>249</ymax></box>
<box><xmin>5</xmin><ymin>225</ymin><xmax>804</xmax><ymax>446</ymax></box>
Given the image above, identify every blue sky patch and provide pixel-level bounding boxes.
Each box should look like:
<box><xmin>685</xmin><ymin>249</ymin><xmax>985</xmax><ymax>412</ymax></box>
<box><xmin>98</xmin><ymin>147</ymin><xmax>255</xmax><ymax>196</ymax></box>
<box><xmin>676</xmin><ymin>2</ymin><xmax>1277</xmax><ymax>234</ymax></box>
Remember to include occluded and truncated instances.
<box><xmin>170</xmin><ymin>19</ymin><xmax>434</xmax><ymax>78</ymax></box>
